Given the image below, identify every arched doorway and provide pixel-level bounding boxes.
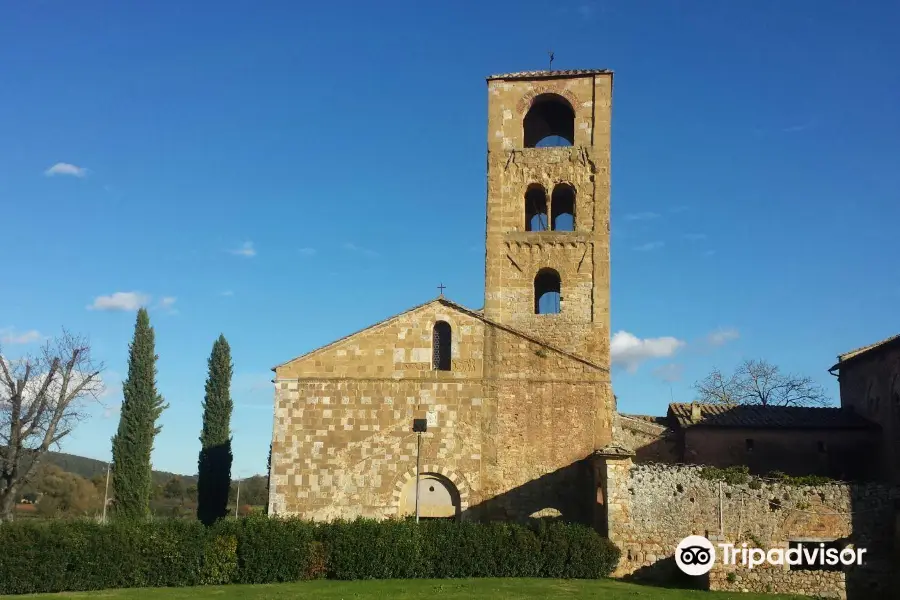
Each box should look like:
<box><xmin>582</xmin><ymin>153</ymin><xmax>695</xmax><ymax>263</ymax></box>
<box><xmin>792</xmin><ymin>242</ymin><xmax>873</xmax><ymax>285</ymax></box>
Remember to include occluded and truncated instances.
<box><xmin>398</xmin><ymin>472</ymin><xmax>461</xmax><ymax>520</ymax></box>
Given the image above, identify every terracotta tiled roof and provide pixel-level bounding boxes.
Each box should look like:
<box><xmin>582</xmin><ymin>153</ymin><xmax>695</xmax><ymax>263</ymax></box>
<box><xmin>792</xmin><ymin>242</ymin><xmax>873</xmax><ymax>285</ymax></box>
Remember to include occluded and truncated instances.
<box><xmin>487</xmin><ymin>69</ymin><xmax>612</xmax><ymax>81</ymax></box>
<box><xmin>668</xmin><ymin>403</ymin><xmax>876</xmax><ymax>430</ymax></box>
<box><xmin>836</xmin><ymin>334</ymin><xmax>900</xmax><ymax>363</ymax></box>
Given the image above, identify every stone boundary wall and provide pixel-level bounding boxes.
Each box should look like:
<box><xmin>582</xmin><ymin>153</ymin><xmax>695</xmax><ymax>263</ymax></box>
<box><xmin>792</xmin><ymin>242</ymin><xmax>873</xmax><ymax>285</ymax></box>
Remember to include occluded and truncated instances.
<box><xmin>604</xmin><ymin>459</ymin><xmax>899</xmax><ymax>599</ymax></box>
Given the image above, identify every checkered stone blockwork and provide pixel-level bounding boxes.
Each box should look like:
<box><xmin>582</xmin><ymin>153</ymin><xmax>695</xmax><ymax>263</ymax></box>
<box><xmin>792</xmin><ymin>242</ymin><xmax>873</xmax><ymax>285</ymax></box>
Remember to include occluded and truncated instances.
<box><xmin>268</xmin><ymin>299</ymin><xmax>612</xmax><ymax>522</ymax></box>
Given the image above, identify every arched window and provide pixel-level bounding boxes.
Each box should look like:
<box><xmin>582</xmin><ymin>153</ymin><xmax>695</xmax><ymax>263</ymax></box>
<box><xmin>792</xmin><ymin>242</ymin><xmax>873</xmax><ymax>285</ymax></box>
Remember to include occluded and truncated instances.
<box><xmin>534</xmin><ymin>268</ymin><xmax>561</xmax><ymax>314</ymax></box>
<box><xmin>523</xmin><ymin>94</ymin><xmax>575</xmax><ymax>148</ymax></box>
<box><xmin>432</xmin><ymin>321</ymin><xmax>451</xmax><ymax>371</ymax></box>
<box><xmin>524</xmin><ymin>184</ymin><xmax>548</xmax><ymax>231</ymax></box>
<box><xmin>551</xmin><ymin>184</ymin><xmax>575</xmax><ymax>231</ymax></box>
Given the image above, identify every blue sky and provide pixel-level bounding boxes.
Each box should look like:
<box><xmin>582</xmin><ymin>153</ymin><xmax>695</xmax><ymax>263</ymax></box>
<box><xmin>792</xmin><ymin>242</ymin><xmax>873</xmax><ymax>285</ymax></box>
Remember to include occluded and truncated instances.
<box><xmin>2</xmin><ymin>1</ymin><xmax>899</xmax><ymax>476</ymax></box>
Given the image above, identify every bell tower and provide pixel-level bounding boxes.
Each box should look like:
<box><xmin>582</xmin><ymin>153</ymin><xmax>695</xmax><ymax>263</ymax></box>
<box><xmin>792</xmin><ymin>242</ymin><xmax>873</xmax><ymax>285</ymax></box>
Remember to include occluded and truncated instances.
<box><xmin>483</xmin><ymin>69</ymin><xmax>613</xmax><ymax>367</ymax></box>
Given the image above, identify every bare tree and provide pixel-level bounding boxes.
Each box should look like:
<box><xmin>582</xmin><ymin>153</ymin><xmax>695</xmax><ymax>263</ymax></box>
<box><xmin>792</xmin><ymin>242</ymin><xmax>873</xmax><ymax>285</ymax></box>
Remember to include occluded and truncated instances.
<box><xmin>0</xmin><ymin>331</ymin><xmax>104</xmax><ymax>521</ymax></box>
<box><xmin>693</xmin><ymin>359</ymin><xmax>829</xmax><ymax>408</ymax></box>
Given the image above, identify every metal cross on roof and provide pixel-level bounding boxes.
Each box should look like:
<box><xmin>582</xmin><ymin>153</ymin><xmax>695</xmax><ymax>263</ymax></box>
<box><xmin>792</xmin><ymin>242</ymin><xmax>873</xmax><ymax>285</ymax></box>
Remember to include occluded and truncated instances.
<box><xmin>437</xmin><ymin>283</ymin><xmax>446</xmax><ymax>296</ymax></box>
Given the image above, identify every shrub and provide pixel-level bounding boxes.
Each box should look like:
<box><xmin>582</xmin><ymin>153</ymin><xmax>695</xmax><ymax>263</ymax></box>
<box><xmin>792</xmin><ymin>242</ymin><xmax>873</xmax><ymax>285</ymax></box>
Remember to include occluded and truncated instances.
<box><xmin>200</xmin><ymin>534</ymin><xmax>238</xmax><ymax>585</ymax></box>
<box><xmin>0</xmin><ymin>516</ymin><xmax>620</xmax><ymax>594</ymax></box>
<box><xmin>537</xmin><ymin>521</ymin><xmax>620</xmax><ymax>578</ymax></box>
<box><xmin>320</xmin><ymin>518</ymin><xmax>426</xmax><ymax>579</ymax></box>
<box><xmin>0</xmin><ymin>518</ymin><xmax>206</xmax><ymax>594</ymax></box>
<box><xmin>699</xmin><ymin>465</ymin><xmax>751</xmax><ymax>485</ymax></box>
<box><xmin>223</xmin><ymin>515</ymin><xmax>319</xmax><ymax>584</ymax></box>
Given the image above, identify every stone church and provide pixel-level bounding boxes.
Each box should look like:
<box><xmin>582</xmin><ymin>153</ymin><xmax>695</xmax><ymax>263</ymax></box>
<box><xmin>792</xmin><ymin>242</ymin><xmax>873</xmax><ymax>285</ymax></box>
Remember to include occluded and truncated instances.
<box><xmin>268</xmin><ymin>69</ymin><xmax>616</xmax><ymax>525</ymax></box>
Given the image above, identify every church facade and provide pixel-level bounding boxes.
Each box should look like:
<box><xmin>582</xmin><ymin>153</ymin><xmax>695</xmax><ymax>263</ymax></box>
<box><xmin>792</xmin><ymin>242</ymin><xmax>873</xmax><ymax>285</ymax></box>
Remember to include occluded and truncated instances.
<box><xmin>268</xmin><ymin>69</ymin><xmax>615</xmax><ymax>524</ymax></box>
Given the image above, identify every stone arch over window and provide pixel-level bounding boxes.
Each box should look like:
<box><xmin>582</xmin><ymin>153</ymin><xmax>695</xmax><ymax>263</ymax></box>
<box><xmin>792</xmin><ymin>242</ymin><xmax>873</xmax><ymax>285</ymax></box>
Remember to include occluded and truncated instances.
<box><xmin>551</xmin><ymin>183</ymin><xmax>575</xmax><ymax>231</ymax></box>
<box><xmin>534</xmin><ymin>268</ymin><xmax>561</xmax><ymax>314</ymax></box>
<box><xmin>523</xmin><ymin>94</ymin><xmax>575</xmax><ymax>148</ymax></box>
<box><xmin>524</xmin><ymin>184</ymin><xmax>548</xmax><ymax>231</ymax></box>
<box><xmin>432</xmin><ymin>321</ymin><xmax>452</xmax><ymax>371</ymax></box>
<box><xmin>392</xmin><ymin>467</ymin><xmax>470</xmax><ymax>520</ymax></box>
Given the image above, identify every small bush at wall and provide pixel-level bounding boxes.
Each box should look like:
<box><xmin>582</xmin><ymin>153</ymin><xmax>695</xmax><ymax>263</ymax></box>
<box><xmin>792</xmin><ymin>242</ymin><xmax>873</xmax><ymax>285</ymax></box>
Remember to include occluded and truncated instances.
<box><xmin>698</xmin><ymin>465</ymin><xmax>751</xmax><ymax>485</ymax></box>
<box><xmin>0</xmin><ymin>516</ymin><xmax>619</xmax><ymax>594</ymax></box>
<box><xmin>699</xmin><ymin>465</ymin><xmax>836</xmax><ymax>488</ymax></box>
<box><xmin>764</xmin><ymin>471</ymin><xmax>835</xmax><ymax>486</ymax></box>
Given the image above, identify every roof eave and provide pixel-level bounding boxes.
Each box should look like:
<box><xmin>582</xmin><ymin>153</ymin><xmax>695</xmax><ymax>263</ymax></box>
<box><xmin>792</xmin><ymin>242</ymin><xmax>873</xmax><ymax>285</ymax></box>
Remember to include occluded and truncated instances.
<box><xmin>486</xmin><ymin>69</ymin><xmax>613</xmax><ymax>82</ymax></box>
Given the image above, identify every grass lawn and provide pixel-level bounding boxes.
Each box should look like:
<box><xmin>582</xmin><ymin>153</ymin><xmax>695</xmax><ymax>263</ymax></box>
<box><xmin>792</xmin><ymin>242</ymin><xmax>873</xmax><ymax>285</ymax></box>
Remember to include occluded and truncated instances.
<box><xmin>10</xmin><ymin>578</ymin><xmax>809</xmax><ymax>599</ymax></box>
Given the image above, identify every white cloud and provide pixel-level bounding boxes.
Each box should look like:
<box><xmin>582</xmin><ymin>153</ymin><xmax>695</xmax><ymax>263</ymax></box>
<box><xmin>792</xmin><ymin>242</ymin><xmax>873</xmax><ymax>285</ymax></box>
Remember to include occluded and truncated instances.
<box><xmin>298</xmin><ymin>247</ymin><xmax>317</xmax><ymax>256</ymax></box>
<box><xmin>87</xmin><ymin>291</ymin><xmax>150</xmax><ymax>312</ymax></box>
<box><xmin>652</xmin><ymin>363</ymin><xmax>684</xmax><ymax>383</ymax></box>
<box><xmin>611</xmin><ymin>331</ymin><xmax>685</xmax><ymax>373</ymax></box>
<box><xmin>0</xmin><ymin>356</ymin><xmax>105</xmax><ymax>412</ymax></box>
<box><xmin>0</xmin><ymin>328</ymin><xmax>43</xmax><ymax>345</ymax></box>
<box><xmin>97</xmin><ymin>370</ymin><xmax>121</xmax><ymax>400</ymax></box>
<box><xmin>220</xmin><ymin>290</ymin><xmax>234</xmax><ymax>297</ymax></box>
<box><xmin>154</xmin><ymin>296</ymin><xmax>178</xmax><ymax>315</ymax></box>
<box><xmin>706</xmin><ymin>327</ymin><xmax>740</xmax><ymax>346</ymax></box>
<box><xmin>623</xmin><ymin>212</ymin><xmax>660</xmax><ymax>221</ymax></box>
<box><xmin>230</xmin><ymin>241</ymin><xmax>256</xmax><ymax>257</ymax></box>
<box><xmin>783</xmin><ymin>120</ymin><xmax>816</xmax><ymax>133</ymax></box>
<box><xmin>343</xmin><ymin>242</ymin><xmax>379</xmax><ymax>258</ymax></box>
<box><xmin>96</xmin><ymin>369</ymin><xmax>122</xmax><ymax>417</ymax></box>
<box><xmin>44</xmin><ymin>162</ymin><xmax>88</xmax><ymax>178</ymax></box>
<box><xmin>634</xmin><ymin>241</ymin><xmax>664</xmax><ymax>251</ymax></box>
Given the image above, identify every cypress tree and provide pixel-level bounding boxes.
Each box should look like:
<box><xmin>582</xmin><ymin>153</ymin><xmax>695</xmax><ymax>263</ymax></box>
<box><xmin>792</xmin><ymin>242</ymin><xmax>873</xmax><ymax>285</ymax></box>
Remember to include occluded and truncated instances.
<box><xmin>110</xmin><ymin>308</ymin><xmax>168</xmax><ymax>519</ymax></box>
<box><xmin>197</xmin><ymin>334</ymin><xmax>233</xmax><ymax>525</ymax></box>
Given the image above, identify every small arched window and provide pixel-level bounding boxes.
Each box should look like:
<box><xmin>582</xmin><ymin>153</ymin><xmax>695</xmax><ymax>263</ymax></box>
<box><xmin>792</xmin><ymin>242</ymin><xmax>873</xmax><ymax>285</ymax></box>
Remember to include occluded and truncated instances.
<box><xmin>523</xmin><ymin>94</ymin><xmax>575</xmax><ymax>148</ymax></box>
<box><xmin>534</xmin><ymin>268</ymin><xmax>561</xmax><ymax>314</ymax></box>
<box><xmin>432</xmin><ymin>321</ymin><xmax>452</xmax><ymax>371</ymax></box>
<box><xmin>524</xmin><ymin>184</ymin><xmax>548</xmax><ymax>231</ymax></box>
<box><xmin>551</xmin><ymin>184</ymin><xmax>575</xmax><ymax>231</ymax></box>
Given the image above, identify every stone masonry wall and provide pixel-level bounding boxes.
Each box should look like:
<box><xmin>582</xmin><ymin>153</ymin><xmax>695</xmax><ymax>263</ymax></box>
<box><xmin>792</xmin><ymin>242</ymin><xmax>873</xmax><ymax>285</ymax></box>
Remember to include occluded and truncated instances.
<box><xmin>605</xmin><ymin>460</ymin><xmax>898</xmax><ymax>599</ymax></box>
<box><xmin>837</xmin><ymin>343</ymin><xmax>900</xmax><ymax>485</ymax></box>
<box><xmin>271</xmin><ymin>299</ymin><xmax>613</xmax><ymax>524</ymax></box>
<box><xmin>270</xmin><ymin>378</ymin><xmax>484</xmax><ymax>520</ymax></box>
<box><xmin>614</xmin><ymin>414</ymin><xmax>678</xmax><ymax>464</ymax></box>
<box><xmin>484</xmin><ymin>74</ymin><xmax>611</xmax><ymax>368</ymax></box>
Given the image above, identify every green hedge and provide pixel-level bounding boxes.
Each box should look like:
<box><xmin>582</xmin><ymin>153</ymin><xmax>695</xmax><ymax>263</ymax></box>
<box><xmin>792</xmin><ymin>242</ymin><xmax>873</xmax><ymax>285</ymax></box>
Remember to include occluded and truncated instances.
<box><xmin>0</xmin><ymin>516</ymin><xmax>620</xmax><ymax>595</ymax></box>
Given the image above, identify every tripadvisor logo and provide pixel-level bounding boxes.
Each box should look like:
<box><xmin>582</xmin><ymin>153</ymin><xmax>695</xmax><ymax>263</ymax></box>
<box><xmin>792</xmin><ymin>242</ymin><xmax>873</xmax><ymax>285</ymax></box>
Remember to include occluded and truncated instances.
<box><xmin>675</xmin><ymin>535</ymin><xmax>867</xmax><ymax>576</ymax></box>
<box><xmin>675</xmin><ymin>536</ymin><xmax>716</xmax><ymax>576</ymax></box>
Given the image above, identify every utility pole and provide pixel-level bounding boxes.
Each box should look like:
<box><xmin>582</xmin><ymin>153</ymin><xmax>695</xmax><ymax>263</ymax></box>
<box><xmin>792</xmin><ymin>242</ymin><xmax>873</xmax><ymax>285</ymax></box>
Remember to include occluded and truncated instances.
<box><xmin>101</xmin><ymin>461</ymin><xmax>111</xmax><ymax>524</ymax></box>
<box><xmin>234</xmin><ymin>478</ymin><xmax>241</xmax><ymax>518</ymax></box>
<box><xmin>412</xmin><ymin>418</ymin><xmax>427</xmax><ymax>523</ymax></box>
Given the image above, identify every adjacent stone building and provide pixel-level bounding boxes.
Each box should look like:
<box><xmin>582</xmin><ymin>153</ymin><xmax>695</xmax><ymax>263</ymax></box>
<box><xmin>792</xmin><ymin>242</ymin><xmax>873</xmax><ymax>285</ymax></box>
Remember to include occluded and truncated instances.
<box><xmin>614</xmin><ymin>403</ymin><xmax>880</xmax><ymax>481</ymax></box>
<box><xmin>268</xmin><ymin>69</ymin><xmax>616</xmax><ymax>523</ymax></box>
<box><xmin>829</xmin><ymin>334</ymin><xmax>900</xmax><ymax>485</ymax></box>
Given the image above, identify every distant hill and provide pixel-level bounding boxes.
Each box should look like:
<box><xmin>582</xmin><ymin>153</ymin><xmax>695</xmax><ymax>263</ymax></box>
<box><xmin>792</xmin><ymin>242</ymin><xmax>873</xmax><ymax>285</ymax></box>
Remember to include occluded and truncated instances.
<box><xmin>6</xmin><ymin>448</ymin><xmax>197</xmax><ymax>486</ymax></box>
